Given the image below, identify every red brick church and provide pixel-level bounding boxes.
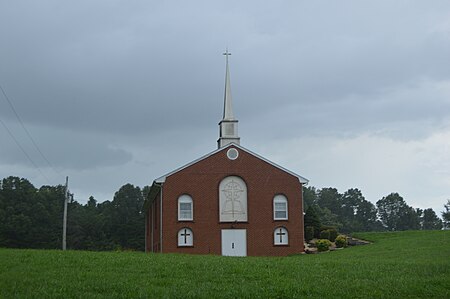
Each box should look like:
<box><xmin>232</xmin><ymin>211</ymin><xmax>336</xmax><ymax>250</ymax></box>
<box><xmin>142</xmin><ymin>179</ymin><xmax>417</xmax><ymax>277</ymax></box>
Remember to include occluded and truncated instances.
<box><xmin>144</xmin><ymin>52</ymin><xmax>308</xmax><ymax>256</ymax></box>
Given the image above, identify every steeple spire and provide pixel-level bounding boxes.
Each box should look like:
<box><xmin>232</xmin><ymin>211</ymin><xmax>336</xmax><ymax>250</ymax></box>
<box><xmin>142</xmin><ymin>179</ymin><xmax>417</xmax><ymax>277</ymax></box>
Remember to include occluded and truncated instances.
<box><xmin>223</xmin><ymin>49</ymin><xmax>234</xmax><ymax>120</ymax></box>
<box><xmin>218</xmin><ymin>49</ymin><xmax>240</xmax><ymax>148</ymax></box>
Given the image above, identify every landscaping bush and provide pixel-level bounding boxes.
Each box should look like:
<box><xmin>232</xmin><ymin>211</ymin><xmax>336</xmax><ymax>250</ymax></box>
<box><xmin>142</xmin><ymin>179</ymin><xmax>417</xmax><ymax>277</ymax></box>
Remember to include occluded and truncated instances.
<box><xmin>316</xmin><ymin>239</ymin><xmax>332</xmax><ymax>252</ymax></box>
<box><xmin>305</xmin><ymin>226</ymin><xmax>314</xmax><ymax>242</ymax></box>
<box><xmin>335</xmin><ymin>235</ymin><xmax>348</xmax><ymax>248</ymax></box>
<box><xmin>320</xmin><ymin>225</ymin><xmax>337</xmax><ymax>232</ymax></box>
<box><xmin>328</xmin><ymin>228</ymin><xmax>338</xmax><ymax>242</ymax></box>
<box><xmin>320</xmin><ymin>230</ymin><xmax>330</xmax><ymax>240</ymax></box>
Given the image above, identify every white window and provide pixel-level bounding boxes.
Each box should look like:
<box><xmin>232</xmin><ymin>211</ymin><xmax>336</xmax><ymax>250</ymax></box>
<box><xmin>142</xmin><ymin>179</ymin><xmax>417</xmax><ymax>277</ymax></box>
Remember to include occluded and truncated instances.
<box><xmin>227</xmin><ymin>148</ymin><xmax>239</xmax><ymax>160</ymax></box>
<box><xmin>178</xmin><ymin>228</ymin><xmax>193</xmax><ymax>246</ymax></box>
<box><xmin>178</xmin><ymin>195</ymin><xmax>193</xmax><ymax>221</ymax></box>
<box><xmin>273</xmin><ymin>195</ymin><xmax>288</xmax><ymax>220</ymax></box>
<box><xmin>274</xmin><ymin>227</ymin><xmax>288</xmax><ymax>245</ymax></box>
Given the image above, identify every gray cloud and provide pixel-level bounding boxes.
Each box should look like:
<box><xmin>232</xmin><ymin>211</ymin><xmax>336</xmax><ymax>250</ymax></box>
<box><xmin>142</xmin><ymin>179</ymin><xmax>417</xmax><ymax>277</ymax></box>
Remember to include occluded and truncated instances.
<box><xmin>0</xmin><ymin>122</ymin><xmax>132</xmax><ymax>170</ymax></box>
<box><xmin>0</xmin><ymin>1</ymin><xmax>449</xmax><ymax>213</ymax></box>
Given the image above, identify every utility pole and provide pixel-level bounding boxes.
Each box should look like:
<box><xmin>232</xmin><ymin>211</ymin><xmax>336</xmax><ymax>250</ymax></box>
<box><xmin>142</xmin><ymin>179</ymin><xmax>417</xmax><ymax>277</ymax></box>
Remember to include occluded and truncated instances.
<box><xmin>62</xmin><ymin>176</ymin><xmax>69</xmax><ymax>250</ymax></box>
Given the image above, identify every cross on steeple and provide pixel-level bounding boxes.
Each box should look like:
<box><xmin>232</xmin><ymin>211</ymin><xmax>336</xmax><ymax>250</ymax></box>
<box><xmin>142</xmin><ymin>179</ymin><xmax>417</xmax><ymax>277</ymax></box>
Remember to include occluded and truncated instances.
<box><xmin>223</xmin><ymin>49</ymin><xmax>231</xmax><ymax>59</ymax></box>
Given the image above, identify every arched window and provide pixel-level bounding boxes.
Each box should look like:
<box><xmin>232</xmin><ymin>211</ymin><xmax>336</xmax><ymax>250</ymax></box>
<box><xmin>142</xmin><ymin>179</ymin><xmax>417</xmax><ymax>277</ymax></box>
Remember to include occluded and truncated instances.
<box><xmin>219</xmin><ymin>176</ymin><xmax>247</xmax><ymax>222</ymax></box>
<box><xmin>273</xmin><ymin>194</ymin><xmax>288</xmax><ymax>220</ymax></box>
<box><xmin>274</xmin><ymin>227</ymin><xmax>288</xmax><ymax>245</ymax></box>
<box><xmin>178</xmin><ymin>195</ymin><xmax>193</xmax><ymax>221</ymax></box>
<box><xmin>178</xmin><ymin>228</ymin><xmax>193</xmax><ymax>246</ymax></box>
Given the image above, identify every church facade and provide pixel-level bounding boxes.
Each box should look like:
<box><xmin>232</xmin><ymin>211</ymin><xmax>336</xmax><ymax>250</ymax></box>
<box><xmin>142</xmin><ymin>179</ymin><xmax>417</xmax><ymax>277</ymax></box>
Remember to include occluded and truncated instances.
<box><xmin>144</xmin><ymin>53</ymin><xmax>308</xmax><ymax>256</ymax></box>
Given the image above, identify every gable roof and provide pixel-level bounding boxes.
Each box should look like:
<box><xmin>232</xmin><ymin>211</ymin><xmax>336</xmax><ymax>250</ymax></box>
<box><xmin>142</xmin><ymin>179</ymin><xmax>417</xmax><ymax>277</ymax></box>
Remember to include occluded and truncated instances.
<box><xmin>154</xmin><ymin>143</ymin><xmax>309</xmax><ymax>184</ymax></box>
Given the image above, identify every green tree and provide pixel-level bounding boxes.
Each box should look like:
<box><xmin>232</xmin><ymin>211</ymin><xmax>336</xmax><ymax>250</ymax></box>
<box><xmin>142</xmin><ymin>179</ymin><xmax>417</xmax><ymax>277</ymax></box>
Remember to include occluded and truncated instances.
<box><xmin>341</xmin><ymin>188</ymin><xmax>380</xmax><ymax>232</ymax></box>
<box><xmin>422</xmin><ymin>208</ymin><xmax>443</xmax><ymax>230</ymax></box>
<box><xmin>317</xmin><ymin>187</ymin><xmax>342</xmax><ymax>215</ymax></box>
<box><xmin>0</xmin><ymin>177</ymin><xmax>64</xmax><ymax>249</ymax></box>
<box><xmin>416</xmin><ymin>208</ymin><xmax>424</xmax><ymax>228</ymax></box>
<box><xmin>304</xmin><ymin>205</ymin><xmax>321</xmax><ymax>238</ymax></box>
<box><xmin>316</xmin><ymin>206</ymin><xmax>341</xmax><ymax>229</ymax></box>
<box><xmin>32</xmin><ymin>185</ymin><xmax>65</xmax><ymax>248</ymax></box>
<box><xmin>376</xmin><ymin>193</ymin><xmax>420</xmax><ymax>231</ymax></box>
<box><xmin>303</xmin><ymin>186</ymin><xmax>318</xmax><ymax>210</ymax></box>
<box><xmin>105</xmin><ymin>184</ymin><xmax>145</xmax><ymax>250</ymax></box>
<box><xmin>0</xmin><ymin>177</ymin><xmax>37</xmax><ymax>248</ymax></box>
<box><xmin>66</xmin><ymin>196</ymin><xmax>112</xmax><ymax>251</ymax></box>
<box><xmin>0</xmin><ymin>176</ymin><xmax>149</xmax><ymax>251</ymax></box>
<box><xmin>442</xmin><ymin>200</ymin><xmax>450</xmax><ymax>229</ymax></box>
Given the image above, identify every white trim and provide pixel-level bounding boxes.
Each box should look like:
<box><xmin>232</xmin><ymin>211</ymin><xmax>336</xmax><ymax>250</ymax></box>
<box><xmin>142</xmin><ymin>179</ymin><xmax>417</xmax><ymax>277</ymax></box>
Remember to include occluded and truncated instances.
<box><xmin>155</xmin><ymin>143</ymin><xmax>309</xmax><ymax>184</ymax></box>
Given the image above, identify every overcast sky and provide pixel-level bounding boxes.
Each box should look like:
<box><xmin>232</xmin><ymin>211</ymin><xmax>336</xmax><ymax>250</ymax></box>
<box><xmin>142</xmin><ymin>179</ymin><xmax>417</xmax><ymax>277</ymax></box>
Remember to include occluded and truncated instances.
<box><xmin>1</xmin><ymin>1</ymin><xmax>449</xmax><ymax>215</ymax></box>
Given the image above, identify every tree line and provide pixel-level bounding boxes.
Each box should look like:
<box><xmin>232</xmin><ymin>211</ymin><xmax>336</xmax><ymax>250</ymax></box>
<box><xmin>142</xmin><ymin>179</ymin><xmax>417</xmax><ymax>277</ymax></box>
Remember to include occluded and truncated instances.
<box><xmin>0</xmin><ymin>176</ymin><xmax>147</xmax><ymax>251</ymax></box>
<box><xmin>303</xmin><ymin>186</ymin><xmax>447</xmax><ymax>237</ymax></box>
<box><xmin>0</xmin><ymin>176</ymin><xmax>448</xmax><ymax>251</ymax></box>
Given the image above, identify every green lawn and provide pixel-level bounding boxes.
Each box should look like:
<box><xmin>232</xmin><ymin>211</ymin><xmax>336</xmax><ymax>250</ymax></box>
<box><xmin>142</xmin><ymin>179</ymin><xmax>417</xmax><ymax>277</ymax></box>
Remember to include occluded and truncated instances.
<box><xmin>0</xmin><ymin>230</ymin><xmax>449</xmax><ymax>298</ymax></box>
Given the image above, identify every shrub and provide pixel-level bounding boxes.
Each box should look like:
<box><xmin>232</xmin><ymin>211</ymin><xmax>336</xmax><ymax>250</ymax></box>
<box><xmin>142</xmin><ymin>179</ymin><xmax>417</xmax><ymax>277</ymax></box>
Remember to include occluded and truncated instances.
<box><xmin>328</xmin><ymin>228</ymin><xmax>338</xmax><ymax>242</ymax></box>
<box><xmin>335</xmin><ymin>235</ymin><xmax>348</xmax><ymax>248</ymax></box>
<box><xmin>305</xmin><ymin>226</ymin><xmax>314</xmax><ymax>242</ymax></box>
<box><xmin>320</xmin><ymin>225</ymin><xmax>337</xmax><ymax>232</ymax></box>
<box><xmin>316</xmin><ymin>239</ymin><xmax>332</xmax><ymax>252</ymax></box>
<box><xmin>320</xmin><ymin>230</ymin><xmax>330</xmax><ymax>240</ymax></box>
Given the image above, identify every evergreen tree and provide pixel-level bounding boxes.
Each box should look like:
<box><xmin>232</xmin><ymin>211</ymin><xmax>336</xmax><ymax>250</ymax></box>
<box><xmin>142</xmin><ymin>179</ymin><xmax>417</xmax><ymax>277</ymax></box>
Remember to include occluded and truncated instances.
<box><xmin>304</xmin><ymin>205</ymin><xmax>321</xmax><ymax>238</ymax></box>
<box><xmin>303</xmin><ymin>186</ymin><xmax>318</xmax><ymax>210</ymax></box>
<box><xmin>422</xmin><ymin>208</ymin><xmax>443</xmax><ymax>230</ymax></box>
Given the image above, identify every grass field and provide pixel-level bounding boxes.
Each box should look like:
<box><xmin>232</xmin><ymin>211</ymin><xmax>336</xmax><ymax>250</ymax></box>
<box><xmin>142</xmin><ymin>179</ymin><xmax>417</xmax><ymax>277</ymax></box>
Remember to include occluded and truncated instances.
<box><xmin>1</xmin><ymin>230</ymin><xmax>449</xmax><ymax>298</ymax></box>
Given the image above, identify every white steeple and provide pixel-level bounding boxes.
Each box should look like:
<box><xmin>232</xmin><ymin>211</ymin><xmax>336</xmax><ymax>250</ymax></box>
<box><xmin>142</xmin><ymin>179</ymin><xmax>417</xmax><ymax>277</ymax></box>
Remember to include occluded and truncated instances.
<box><xmin>218</xmin><ymin>50</ymin><xmax>240</xmax><ymax>148</ymax></box>
<box><xmin>223</xmin><ymin>50</ymin><xmax>234</xmax><ymax>120</ymax></box>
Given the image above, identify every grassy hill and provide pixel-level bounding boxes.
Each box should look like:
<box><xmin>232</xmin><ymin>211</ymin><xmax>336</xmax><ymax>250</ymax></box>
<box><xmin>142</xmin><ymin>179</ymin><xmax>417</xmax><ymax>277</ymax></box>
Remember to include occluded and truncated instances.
<box><xmin>0</xmin><ymin>230</ymin><xmax>449</xmax><ymax>298</ymax></box>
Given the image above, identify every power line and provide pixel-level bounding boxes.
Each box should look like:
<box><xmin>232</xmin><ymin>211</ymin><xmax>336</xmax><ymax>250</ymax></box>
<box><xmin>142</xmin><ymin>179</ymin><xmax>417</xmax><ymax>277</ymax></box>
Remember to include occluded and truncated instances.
<box><xmin>0</xmin><ymin>116</ymin><xmax>51</xmax><ymax>184</ymax></box>
<box><xmin>0</xmin><ymin>83</ymin><xmax>60</xmax><ymax>176</ymax></box>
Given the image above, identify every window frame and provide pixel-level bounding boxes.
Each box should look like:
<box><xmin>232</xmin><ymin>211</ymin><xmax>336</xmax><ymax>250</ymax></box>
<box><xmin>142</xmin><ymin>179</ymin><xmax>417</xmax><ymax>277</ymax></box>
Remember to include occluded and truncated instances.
<box><xmin>178</xmin><ymin>227</ymin><xmax>193</xmax><ymax>247</ymax></box>
<box><xmin>274</xmin><ymin>227</ymin><xmax>289</xmax><ymax>246</ymax></box>
<box><xmin>273</xmin><ymin>194</ymin><xmax>288</xmax><ymax>220</ymax></box>
<box><xmin>178</xmin><ymin>194</ymin><xmax>193</xmax><ymax>221</ymax></box>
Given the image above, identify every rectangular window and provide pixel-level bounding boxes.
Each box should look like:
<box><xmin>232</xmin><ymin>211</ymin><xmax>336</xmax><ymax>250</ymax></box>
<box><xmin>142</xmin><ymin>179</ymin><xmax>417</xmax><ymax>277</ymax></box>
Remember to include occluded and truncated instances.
<box><xmin>274</xmin><ymin>202</ymin><xmax>287</xmax><ymax>220</ymax></box>
<box><xmin>179</xmin><ymin>202</ymin><xmax>192</xmax><ymax>220</ymax></box>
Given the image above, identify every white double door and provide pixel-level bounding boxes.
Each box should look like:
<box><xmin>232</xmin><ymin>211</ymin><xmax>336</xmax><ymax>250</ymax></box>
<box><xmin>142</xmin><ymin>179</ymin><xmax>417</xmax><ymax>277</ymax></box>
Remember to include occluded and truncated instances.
<box><xmin>221</xmin><ymin>229</ymin><xmax>247</xmax><ymax>257</ymax></box>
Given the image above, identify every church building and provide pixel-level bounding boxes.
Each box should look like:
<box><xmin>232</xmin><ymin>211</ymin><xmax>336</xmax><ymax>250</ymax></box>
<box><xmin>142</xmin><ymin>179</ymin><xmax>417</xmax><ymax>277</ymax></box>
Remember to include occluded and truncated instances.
<box><xmin>144</xmin><ymin>52</ymin><xmax>308</xmax><ymax>256</ymax></box>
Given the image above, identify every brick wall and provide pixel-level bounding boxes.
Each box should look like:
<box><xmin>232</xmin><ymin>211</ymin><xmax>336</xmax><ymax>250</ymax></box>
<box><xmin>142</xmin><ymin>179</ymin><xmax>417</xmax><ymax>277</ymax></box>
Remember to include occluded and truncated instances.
<box><xmin>147</xmin><ymin>145</ymin><xmax>304</xmax><ymax>256</ymax></box>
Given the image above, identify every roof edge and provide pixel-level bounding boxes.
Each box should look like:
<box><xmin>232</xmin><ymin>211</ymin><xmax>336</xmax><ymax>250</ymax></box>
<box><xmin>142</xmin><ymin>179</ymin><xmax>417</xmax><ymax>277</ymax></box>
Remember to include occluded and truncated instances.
<box><xmin>154</xmin><ymin>143</ymin><xmax>309</xmax><ymax>184</ymax></box>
